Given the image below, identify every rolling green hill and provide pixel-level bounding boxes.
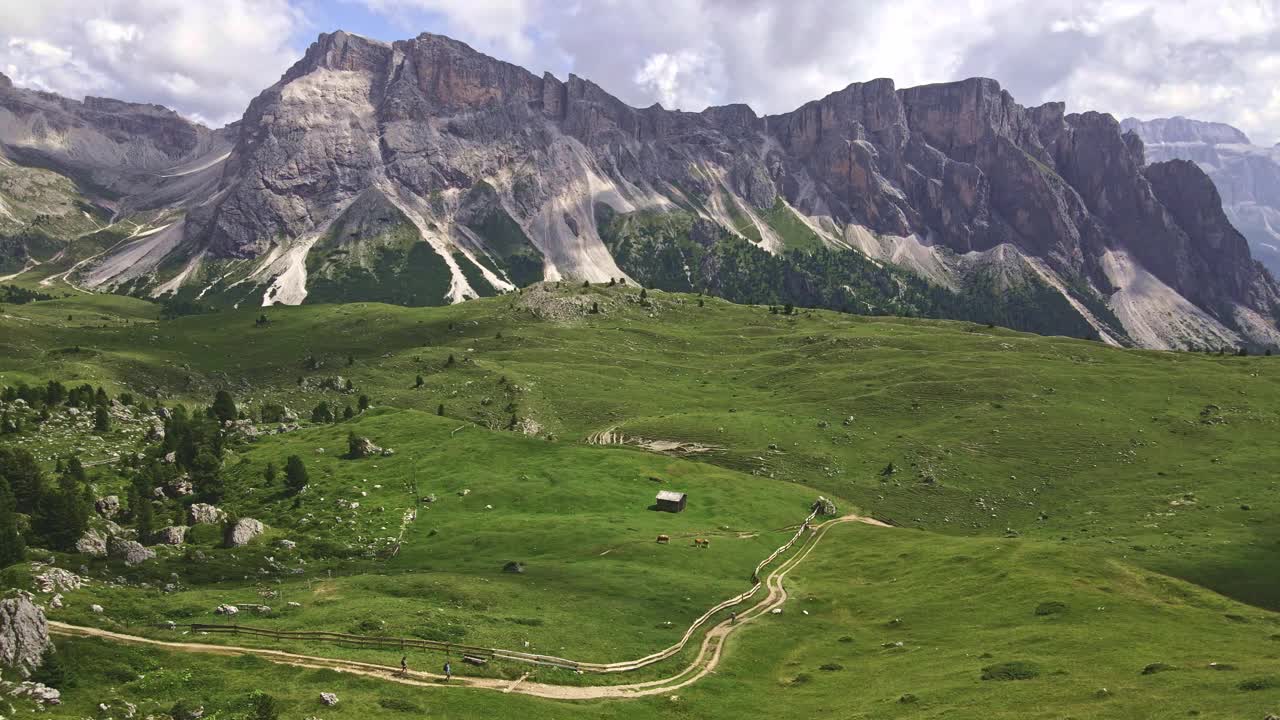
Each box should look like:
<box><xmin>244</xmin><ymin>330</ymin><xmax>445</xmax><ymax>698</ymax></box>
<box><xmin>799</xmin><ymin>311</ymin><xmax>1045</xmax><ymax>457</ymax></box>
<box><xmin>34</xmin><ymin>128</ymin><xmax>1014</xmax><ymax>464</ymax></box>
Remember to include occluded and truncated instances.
<box><xmin>1</xmin><ymin>284</ymin><xmax>1277</xmax><ymax>718</ymax></box>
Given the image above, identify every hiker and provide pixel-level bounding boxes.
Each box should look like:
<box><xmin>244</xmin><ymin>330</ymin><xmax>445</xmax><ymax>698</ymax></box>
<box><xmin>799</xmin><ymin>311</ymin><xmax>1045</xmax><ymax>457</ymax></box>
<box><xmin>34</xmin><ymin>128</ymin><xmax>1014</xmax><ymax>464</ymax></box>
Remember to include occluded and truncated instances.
<box><xmin>443</xmin><ymin>661</ymin><xmax>452</xmax><ymax>681</ymax></box>
<box><xmin>400</xmin><ymin>655</ymin><xmax>408</xmax><ymax>676</ymax></box>
<box><xmin>730</xmin><ymin>611</ymin><xmax>737</xmax><ymax>626</ymax></box>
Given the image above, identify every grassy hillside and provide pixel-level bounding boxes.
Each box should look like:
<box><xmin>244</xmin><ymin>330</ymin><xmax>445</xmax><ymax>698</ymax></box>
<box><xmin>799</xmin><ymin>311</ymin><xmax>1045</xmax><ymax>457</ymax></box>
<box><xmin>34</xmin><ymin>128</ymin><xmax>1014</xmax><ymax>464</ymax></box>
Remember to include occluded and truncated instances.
<box><xmin>1</xmin><ymin>284</ymin><xmax>1277</xmax><ymax>717</ymax></box>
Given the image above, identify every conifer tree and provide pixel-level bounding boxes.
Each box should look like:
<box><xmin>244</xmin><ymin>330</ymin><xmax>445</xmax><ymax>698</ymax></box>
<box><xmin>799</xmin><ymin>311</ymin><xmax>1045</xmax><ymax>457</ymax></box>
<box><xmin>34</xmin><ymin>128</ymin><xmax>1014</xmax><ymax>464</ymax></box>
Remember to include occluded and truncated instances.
<box><xmin>0</xmin><ymin>477</ymin><xmax>25</xmax><ymax>567</ymax></box>
<box><xmin>284</xmin><ymin>455</ymin><xmax>309</xmax><ymax>495</ymax></box>
<box><xmin>212</xmin><ymin>390</ymin><xmax>237</xmax><ymax>423</ymax></box>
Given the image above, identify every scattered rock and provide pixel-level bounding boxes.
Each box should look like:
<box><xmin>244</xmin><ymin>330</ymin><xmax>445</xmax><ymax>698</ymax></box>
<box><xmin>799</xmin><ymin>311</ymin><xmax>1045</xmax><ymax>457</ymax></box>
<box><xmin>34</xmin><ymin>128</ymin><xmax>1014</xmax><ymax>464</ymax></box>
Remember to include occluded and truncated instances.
<box><xmin>49</xmin><ymin>594</ymin><xmax>62</xmax><ymax>610</ymax></box>
<box><xmin>90</xmin><ymin>604</ymin><xmax>104</xmax><ymax>614</ymax></box>
<box><xmin>33</xmin><ymin>568</ymin><xmax>85</xmax><ymax>593</ymax></box>
<box><xmin>95</xmin><ymin>495</ymin><xmax>121</xmax><ymax>519</ymax></box>
<box><xmin>0</xmin><ymin>592</ymin><xmax>52</xmax><ymax>677</ymax></box>
<box><xmin>163</xmin><ymin>451</ymin><xmax>177</xmax><ymax>463</ymax></box>
<box><xmin>188</xmin><ymin>503</ymin><xmax>226</xmax><ymax>525</ymax></box>
<box><xmin>503</xmin><ymin>561</ymin><xmax>525</xmax><ymax>574</ymax></box>
<box><xmin>225</xmin><ymin>518</ymin><xmax>265</xmax><ymax>547</ymax></box>
<box><xmin>215</xmin><ymin>604</ymin><xmax>239</xmax><ymax>616</ymax></box>
<box><xmin>813</xmin><ymin>496</ymin><xmax>837</xmax><ymax>515</ymax></box>
<box><xmin>153</xmin><ymin>526</ymin><xmax>188</xmax><ymax>545</ymax></box>
<box><xmin>108</xmin><ymin>537</ymin><xmax>155</xmax><ymax>566</ymax></box>
<box><xmin>276</xmin><ymin>539</ymin><xmax>297</xmax><ymax>550</ymax></box>
<box><xmin>320</xmin><ymin>692</ymin><xmax>339</xmax><ymax>706</ymax></box>
<box><xmin>5</xmin><ymin>680</ymin><xmax>60</xmax><ymax>706</ymax></box>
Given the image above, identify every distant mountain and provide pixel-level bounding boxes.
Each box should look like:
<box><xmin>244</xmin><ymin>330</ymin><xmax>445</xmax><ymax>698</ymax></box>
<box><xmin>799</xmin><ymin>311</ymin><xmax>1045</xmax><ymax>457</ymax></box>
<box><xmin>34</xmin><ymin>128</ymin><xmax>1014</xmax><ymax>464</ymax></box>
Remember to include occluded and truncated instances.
<box><xmin>1</xmin><ymin>32</ymin><xmax>1277</xmax><ymax>350</ymax></box>
<box><xmin>1122</xmin><ymin>116</ymin><xmax>1280</xmax><ymax>280</ymax></box>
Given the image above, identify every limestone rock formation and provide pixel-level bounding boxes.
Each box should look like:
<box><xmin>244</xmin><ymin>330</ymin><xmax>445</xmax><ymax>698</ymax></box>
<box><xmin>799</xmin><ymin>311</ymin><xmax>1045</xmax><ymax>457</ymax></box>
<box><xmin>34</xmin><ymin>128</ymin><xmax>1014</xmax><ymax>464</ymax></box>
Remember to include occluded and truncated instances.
<box><xmin>1</xmin><ymin>30</ymin><xmax>1276</xmax><ymax>350</ymax></box>
<box><xmin>0</xmin><ymin>592</ymin><xmax>52</xmax><ymax>678</ymax></box>
<box><xmin>1123</xmin><ymin>116</ymin><xmax>1280</xmax><ymax>279</ymax></box>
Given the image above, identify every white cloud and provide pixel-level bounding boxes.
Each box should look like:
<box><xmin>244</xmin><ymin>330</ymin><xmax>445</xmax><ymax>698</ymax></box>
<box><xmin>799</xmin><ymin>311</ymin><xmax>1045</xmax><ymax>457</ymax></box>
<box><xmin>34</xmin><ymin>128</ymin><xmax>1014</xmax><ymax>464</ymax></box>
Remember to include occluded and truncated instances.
<box><xmin>358</xmin><ymin>0</ymin><xmax>534</xmax><ymax>61</ymax></box>
<box><xmin>634</xmin><ymin>50</ymin><xmax>724</xmax><ymax>111</ymax></box>
<box><xmin>3</xmin><ymin>0</ymin><xmax>1279</xmax><ymax>144</ymax></box>
<box><xmin>0</xmin><ymin>0</ymin><xmax>305</xmax><ymax>126</ymax></box>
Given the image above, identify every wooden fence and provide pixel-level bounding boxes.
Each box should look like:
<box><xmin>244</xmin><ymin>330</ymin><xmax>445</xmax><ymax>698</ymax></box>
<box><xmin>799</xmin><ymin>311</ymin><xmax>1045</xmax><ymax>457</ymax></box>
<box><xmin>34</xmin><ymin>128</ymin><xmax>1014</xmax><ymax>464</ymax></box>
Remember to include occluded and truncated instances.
<box><xmin>183</xmin><ymin>508</ymin><xmax>823</xmax><ymax>674</ymax></box>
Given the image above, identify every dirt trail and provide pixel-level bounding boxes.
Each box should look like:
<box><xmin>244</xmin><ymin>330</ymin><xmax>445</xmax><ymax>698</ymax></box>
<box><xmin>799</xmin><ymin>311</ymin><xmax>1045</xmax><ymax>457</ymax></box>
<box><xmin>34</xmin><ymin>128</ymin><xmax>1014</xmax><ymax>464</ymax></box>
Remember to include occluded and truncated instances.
<box><xmin>50</xmin><ymin>514</ymin><xmax>888</xmax><ymax>701</ymax></box>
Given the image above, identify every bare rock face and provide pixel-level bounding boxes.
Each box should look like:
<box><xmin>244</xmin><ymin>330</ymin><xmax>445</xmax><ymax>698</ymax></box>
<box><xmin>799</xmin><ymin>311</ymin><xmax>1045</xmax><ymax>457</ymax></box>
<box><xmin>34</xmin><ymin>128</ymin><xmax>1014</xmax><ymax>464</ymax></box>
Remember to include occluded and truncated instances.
<box><xmin>1124</xmin><ymin>116</ymin><xmax>1280</xmax><ymax>278</ymax></box>
<box><xmin>153</xmin><ymin>526</ymin><xmax>188</xmax><ymax>545</ymax></box>
<box><xmin>107</xmin><ymin>537</ymin><xmax>155</xmax><ymax>566</ymax></box>
<box><xmin>188</xmin><ymin>503</ymin><xmax>226</xmax><ymax>525</ymax></box>
<box><xmin>3</xmin><ymin>29</ymin><xmax>1275</xmax><ymax>350</ymax></box>
<box><xmin>225</xmin><ymin>518</ymin><xmax>265</xmax><ymax>547</ymax></box>
<box><xmin>0</xmin><ymin>592</ymin><xmax>52</xmax><ymax>678</ymax></box>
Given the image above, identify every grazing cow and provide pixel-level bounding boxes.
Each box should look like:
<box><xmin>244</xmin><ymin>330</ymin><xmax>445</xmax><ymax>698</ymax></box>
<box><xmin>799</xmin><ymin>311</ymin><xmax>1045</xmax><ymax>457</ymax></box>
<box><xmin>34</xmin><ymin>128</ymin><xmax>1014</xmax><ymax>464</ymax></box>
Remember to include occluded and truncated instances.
<box><xmin>656</xmin><ymin>534</ymin><xmax>670</xmax><ymax>544</ymax></box>
<box><xmin>694</xmin><ymin>538</ymin><xmax>710</xmax><ymax>548</ymax></box>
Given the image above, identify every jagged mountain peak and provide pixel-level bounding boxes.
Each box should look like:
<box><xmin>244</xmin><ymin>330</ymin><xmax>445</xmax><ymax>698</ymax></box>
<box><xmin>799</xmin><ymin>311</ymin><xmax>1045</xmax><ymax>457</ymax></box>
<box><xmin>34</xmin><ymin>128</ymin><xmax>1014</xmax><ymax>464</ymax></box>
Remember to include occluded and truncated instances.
<box><xmin>1</xmin><ymin>29</ymin><xmax>1276</xmax><ymax>351</ymax></box>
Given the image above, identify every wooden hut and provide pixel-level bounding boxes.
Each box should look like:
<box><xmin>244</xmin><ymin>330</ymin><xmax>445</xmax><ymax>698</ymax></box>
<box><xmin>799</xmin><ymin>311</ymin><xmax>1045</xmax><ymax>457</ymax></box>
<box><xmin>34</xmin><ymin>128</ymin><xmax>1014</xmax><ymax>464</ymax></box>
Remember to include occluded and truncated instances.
<box><xmin>655</xmin><ymin>490</ymin><xmax>687</xmax><ymax>513</ymax></box>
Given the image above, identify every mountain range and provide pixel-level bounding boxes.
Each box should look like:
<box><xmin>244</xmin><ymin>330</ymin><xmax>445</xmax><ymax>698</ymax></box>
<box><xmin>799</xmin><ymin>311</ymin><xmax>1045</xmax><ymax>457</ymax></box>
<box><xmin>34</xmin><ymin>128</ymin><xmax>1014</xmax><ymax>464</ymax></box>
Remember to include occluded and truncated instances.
<box><xmin>1</xmin><ymin>30</ymin><xmax>1277</xmax><ymax>350</ymax></box>
<box><xmin>1121</xmin><ymin>116</ymin><xmax>1280</xmax><ymax>281</ymax></box>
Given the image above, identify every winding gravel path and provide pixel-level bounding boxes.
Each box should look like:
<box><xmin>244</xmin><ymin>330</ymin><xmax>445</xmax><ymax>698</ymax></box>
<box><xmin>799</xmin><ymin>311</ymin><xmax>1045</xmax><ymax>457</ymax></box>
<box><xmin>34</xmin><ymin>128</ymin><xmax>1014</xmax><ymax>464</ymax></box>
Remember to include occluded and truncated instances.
<box><xmin>50</xmin><ymin>514</ymin><xmax>888</xmax><ymax>700</ymax></box>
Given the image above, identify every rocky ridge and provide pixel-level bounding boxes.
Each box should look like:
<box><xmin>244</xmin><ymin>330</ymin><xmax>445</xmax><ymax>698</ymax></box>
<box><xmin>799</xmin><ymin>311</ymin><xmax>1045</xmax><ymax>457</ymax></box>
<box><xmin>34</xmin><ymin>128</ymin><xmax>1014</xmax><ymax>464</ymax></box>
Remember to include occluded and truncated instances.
<box><xmin>1122</xmin><ymin>116</ymin><xmax>1280</xmax><ymax>280</ymax></box>
<box><xmin>1</xmin><ymin>36</ymin><xmax>1277</xmax><ymax>349</ymax></box>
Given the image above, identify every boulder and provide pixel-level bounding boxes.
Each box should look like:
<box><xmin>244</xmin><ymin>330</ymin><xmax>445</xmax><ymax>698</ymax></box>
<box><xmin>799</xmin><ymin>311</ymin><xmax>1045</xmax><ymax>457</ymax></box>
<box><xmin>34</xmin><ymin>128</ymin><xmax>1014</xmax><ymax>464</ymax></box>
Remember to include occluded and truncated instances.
<box><xmin>6</xmin><ymin>680</ymin><xmax>60</xmax><ymax>706</ymax></box>
<box><xmin>225</xmin><ymin>518</ymin><xmax>265</xmax><ymax>547</ymax></box>
<box><xmin>153</xmin><ymin>526</ymin><xmax>188</xmax><ymax>545</ymax></box>
<box><xmin>107</xmin><ymin>537</ymin><xmax>155</xmax><ymax>566</ymax></box>
<box><xmin>75</xmin><ymin>528</ymin><xmax>108</xmax><ymax>557</ymax></box>
<box><xmin>320</xmin><ymin>692</ymin><xmax>339</xmax><ymax>706</ymax></box>
<box><xmin>348</xmin><ymin>436</ymin><xmax>383</xmax><ymax>458</ymax></box>
<box><xmin>49</xmin><ymin>595</ymin><xmax>62</xmax><ymax>610</ymax></box>
<box><xmin>0</xmin><ymin>592</ymin><xmax>52</xmax><ymax>677</ymax></box>
<box><xmin>502</xmin><ymin>561</ymin><xmax>525</xmax><ymax>574</ymax></box>
<box><xmin>188</xmin><ymin>503</ymin><xmax>226</xmax><ymax>525</ymax></box>
<box><xmin>214</xmin><ymin>604</ymin><xmax>239</xmax><ymax>616</ymax></box>
<box><xmin>163</xmin><ymin>451</ymin><xmax>177</xmax><ymax>463</ymax></box>
<box><xmin>90</xmin><ymin>604</ymin><xmax>103</xmax><ymax>613</ymax></box>
<box><xmin>276</xmin><ymin>539</ymin><xmax>297</xmax><ymax>550</ymax></box>
<box><xmin>813</xmin><ymin>496</ymin><xmax>838</xmax><ymax>516</ymax></box>
<box><xmin>95</xmin><ymin>495</ymin><xmax>121</xmax><ymax>519</ymax></box>
<box><xmin>145</xmin><ymin>419</ymin><xmax>165</xmax><ymax>441</ymax></box>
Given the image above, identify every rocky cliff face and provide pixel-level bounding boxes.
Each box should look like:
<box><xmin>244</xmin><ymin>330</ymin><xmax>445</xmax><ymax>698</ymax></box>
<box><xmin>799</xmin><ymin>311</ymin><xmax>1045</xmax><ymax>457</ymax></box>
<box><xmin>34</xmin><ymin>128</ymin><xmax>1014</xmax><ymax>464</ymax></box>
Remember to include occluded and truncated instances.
<box><xmin>0</xmin><ymin>591</ymin><xmax>51</xmax><ymax>678</ymax></box>
<box><xmin>1</xmin><ymin>33</ymin><xmax>1277</xmax><ymax>350</ymax></box>
<box><xmin>1122</xmin><ymin>116</ymin><xmax>1280</xmax><ymax>280</ymax></box>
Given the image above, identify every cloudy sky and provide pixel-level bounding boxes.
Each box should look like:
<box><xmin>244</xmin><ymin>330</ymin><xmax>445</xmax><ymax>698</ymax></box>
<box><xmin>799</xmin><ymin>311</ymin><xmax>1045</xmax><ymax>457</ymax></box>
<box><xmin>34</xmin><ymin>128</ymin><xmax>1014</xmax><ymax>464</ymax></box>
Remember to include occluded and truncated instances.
<box><xmin>2</xmin><ymin>0</ymin><xmax>1278</xmax><ymax>143</ymax></box>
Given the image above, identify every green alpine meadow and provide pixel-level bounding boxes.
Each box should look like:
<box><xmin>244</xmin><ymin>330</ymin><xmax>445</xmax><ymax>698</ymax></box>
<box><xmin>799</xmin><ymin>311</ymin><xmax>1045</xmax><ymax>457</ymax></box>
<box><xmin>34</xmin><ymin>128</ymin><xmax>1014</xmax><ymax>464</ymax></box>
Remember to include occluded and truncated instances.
<box><xmin>1</xmin><ymin>282</ymin><xmax>1277</xmax><ymax>718</ymax></box>
<box><xmin>3</xmin><ymin>8</ymin><xmax>1280</xmax><ymax>719</ymax></box>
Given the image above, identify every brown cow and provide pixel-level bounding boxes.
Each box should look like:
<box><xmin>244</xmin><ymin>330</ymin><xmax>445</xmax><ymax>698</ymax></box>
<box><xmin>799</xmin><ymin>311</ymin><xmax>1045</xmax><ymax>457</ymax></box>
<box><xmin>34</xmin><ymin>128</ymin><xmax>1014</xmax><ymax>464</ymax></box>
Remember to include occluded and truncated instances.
<box><xmin>693</xmin><ymin>538</ymin><xmax>710</xmax><ymax>548</ymax></box>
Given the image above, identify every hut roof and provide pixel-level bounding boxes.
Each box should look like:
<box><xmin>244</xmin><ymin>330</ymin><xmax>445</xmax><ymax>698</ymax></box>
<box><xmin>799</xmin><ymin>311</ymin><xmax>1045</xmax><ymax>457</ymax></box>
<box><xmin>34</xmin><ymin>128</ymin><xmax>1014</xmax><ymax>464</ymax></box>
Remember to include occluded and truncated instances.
<box><xmin>656</xmin><ymin>490</ymin><xmax>687</xmax><ymax>503</ymax></box>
